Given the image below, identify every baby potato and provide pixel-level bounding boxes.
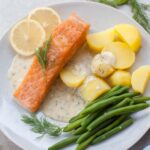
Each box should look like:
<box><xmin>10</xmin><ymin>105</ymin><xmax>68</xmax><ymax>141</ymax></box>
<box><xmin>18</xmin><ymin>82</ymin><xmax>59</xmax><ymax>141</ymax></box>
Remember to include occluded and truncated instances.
<box><xmin>131</xmin><ymin>66</ymin><xmax>150</xmax><ymax>94</ymax></box>
<box><xmin>115</xmin><ymin>24</ymin><xmax>141</xmax><ymax>52</ymax></box>
<box><xmin>86</xmin><ymin>28</ymin><xmax>115</xmax><ymax>53</ymax></box>
<box><xmin>80</xmin><ymin>75</ymin><xmax>110</xmax><ymax>102</ymax></box>
<box><xmin>102</xmin><ymin>42</ymin><xmax>135</xmax><ymax>69</ymax></box>
<box><xmin>108</xmin><ymin>70</ymin><xmax>131</xmax><ymax>87</ymax></box>
<box><xmin>60</xmin><ymin>68</ymin><xmax>86</xmax><ymax>88</ymax></box>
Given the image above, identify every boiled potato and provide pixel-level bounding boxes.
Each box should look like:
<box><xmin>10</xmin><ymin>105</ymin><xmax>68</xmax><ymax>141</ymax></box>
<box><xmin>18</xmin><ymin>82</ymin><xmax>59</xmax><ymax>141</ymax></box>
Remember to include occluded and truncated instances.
<box><xmin>60</xmin><ymin>68</ymin><xmax>86</xmax><ymax>88</ymax></box>
<box><xmin>86</xmin><ymin>28</ymin><xmax>115</xmax><ymax>53</ymax></box>
<box><xmin>102</xmin><ymin>42</ymin><xmax>135</xmax><ymax>69</ymax></box>
<box><xmin>115</xmin><ymin>24</ymin><xmax>141</xmax><ymax>52</ymax></box>
<box><xmin>80</xmin><ymin>75</ymin><xmax>110</xmax><ymax>102</ymax></box>
<box><xmin>108</xmin><ymin>70</ymin><xmax>131</xmax><ymax>87</ymax></box>
<box><xmin>131</xmin><ymin>66</ymin><xmax>150</xmax><ymax>93</ymax></box>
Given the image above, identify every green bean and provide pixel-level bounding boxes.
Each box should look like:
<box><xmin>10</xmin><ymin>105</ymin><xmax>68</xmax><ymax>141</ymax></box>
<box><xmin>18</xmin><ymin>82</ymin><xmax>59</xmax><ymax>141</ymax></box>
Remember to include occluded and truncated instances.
<box><xmin>48</xmin><ymin>135</ymin><xmax>79</xmax><ymax>150</ymax></box>
<box><xmin>106</xmin><ymin>85</ymin><xmax>123</xmax><ymax>92</ymax></box>
<box><xmin>98</xmin><ymin>85</ymin><xmax>123</xmax><ymax>99</ymax></box>
<box><xmin>70</xmin><ymin>86</ymin><xmax>125</xmax><ymax>123</ymax></box>
<box><xmin>69</xmin><ymin>114</ymin><xmax>84</xmax><ymax>123</ymax></box>
<box><xmin>92</xmin><ymin>118</ymin><xmax>133</xmax><ymax>144</ymax></box>
<box><xmin>76</xmin><ymin>135</ymin><xmax>95</xmax><ymax>150</ymax></box>
<box><xmin>101</xmin><ymin>86</ymin><xmax>129</xmax><ymax>99</ymax></box>
<box><xmin>87</xmin><ymin>103</ymin><xmax>148</xmax><ymax>131</ymax></box>
<box><xmin>86</xmin><ymin>86</ymin><xmax>125</xmax><ymax>108</ymax></box>
<box><xmin>107</xmin><ymin>98</ymin><xmax>131</xmax><ymax>111</ymax></box>
<box><xmin>81</xmin><ymin>111</ymin><xmax>103</xmax><ymax>127</ymax></box>
<box><xmin>81</xmin><ymin>98</ymin><xmax>129</xmax><ymax>128</ymax></box>
<box><xmin>129</xmin><ymin>99</ymin><xmax>135</xmax><ymax>105</ymax></box>
<box><xmin>82</xmin><ymin>97</ymin><xmax>132</xmax><ymax>128</ymax></box>
<box><xmin>96</xmin><ymin>115</ymin><xmax>127</xmax><ymax>136</ymax></box>
<box><xmin>77</xmin><ymin>117</ymin><xmax>117</xmax><ymax>144</ymax></box>
<box><xmin>81</xmin><ymin>92</ymin><xmax>139</xmax><ymax>115</ymax></box>
<box><xmin>63</xmin><ymin>118</ymin><xmax>84</xmax><ymax>132</ymax></box>
<box><xmin>76</xmin><ymin>115</ymin><xmax>127</xmax><ymax>150</ymax></box>
<box><xmin>73</xmin><ymin>126</ymin><xmax>87</xmax><ymax>135</ymax></box>
<box><xmin>77</xmin><ymin>128</ymin><xmax>97</xmax><ymax>144</ymax></box>
<box><xmin>133</xmin><ymin>97</ymin><xmax>150</xmax><ymax>103</ymax></box>
<box><xmin>81</xmin><ymin>98</ymin><xmax>132</xmax><ymax>127</ymax></box>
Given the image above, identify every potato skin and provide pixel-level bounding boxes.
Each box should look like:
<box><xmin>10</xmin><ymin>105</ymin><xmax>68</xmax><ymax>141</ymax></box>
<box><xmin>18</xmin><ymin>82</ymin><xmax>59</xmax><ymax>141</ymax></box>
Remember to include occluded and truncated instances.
<box><xmin>115</xmin><ymin>24</ymin><xmax>141</xmax><ymax>52</ymax></box>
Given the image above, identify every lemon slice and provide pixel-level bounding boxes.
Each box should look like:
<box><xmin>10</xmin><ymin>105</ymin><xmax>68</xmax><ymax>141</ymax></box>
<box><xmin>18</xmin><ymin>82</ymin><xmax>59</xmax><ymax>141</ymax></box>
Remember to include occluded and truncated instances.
<box><xmin>28</xmin><ymin>7</ymin><xmax>61</xmax><ymax>39</ymax></box>
<box><xmin>10</xmin><ymin>19</ymin><xmax>46</xmax><ymax>56</ymax></box>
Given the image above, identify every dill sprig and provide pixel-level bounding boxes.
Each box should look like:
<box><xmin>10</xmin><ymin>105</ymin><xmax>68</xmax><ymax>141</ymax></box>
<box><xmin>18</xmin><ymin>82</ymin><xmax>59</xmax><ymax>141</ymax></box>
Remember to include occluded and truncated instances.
<box><xmin>96</xmin><ymin>0</ymin><xmax>128</xmax><ymax>7</ymax></box>
<box><xmin>35</xmin><ymin>37</ymin><xmax>52</xmax><ymax>70</ymax></box>
<box><xmin>141</xmin><ymin>3</ymin><xmax>150</xmax><ymax>10</ymax></box>
<box><xmin>21</xmin><ymin>114</ymin><xmax>62</xmax><ymax>137</ymax></box>
<box><xmin>35</xmin><ymin>48</ymin><xmax>46</xmax><ymax>70</ymax></box>
<box><xmin>130</xmin><ymin>0</ymin><xmax>150</xmax><ymax>33</ymax></box>
<box><xmin>96</xmin><ymin>0</ymin><xmax>150</xmax><ymax>34</ymax></box>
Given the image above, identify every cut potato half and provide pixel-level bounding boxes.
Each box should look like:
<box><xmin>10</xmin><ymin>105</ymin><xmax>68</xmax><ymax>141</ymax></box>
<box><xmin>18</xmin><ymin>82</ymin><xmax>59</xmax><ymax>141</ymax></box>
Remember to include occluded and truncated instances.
<box><xmin>108</xmin><ymin>70</ymin><xmax>131</xmax><ymax>87</ymax></box>
<box><xmin>60</xmin><ymin>68</ymin><xmax>86</xmax><ymax>88</ymax></box>
<box><xmin>10</xmin><ymin>19</ymin><xmax>46</xmax><ymax>56</ymax></box>
<box><xmin>80</xmin><ymin>75</ymin><xmax>110</xmax><ymax>102</ymax></box>
<box><xmin>115</xmin><ymin>24</ymin><xmax>141</xmax><ymax>52</ymax></box>
<box><xmin>102</xmin><ymin>42</ymin><xmax>135</xmax><ymax>69</ymax></box>
<box><xmin>131</xmin><ymin>66</ymin><xmax>150</xmax><ymax>93</ymax></box>
<box><xmin>86</xmin><ymin>28</ymin><xmax>115</xmax><ymax>53</ymax></box>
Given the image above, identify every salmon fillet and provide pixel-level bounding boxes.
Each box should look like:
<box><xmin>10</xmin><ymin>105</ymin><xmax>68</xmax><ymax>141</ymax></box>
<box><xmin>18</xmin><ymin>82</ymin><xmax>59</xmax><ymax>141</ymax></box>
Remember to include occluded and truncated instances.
<box><xmin>14</xmin><ymin>13</ymin><xmax>89</xmax><ymax>112</ymax></box>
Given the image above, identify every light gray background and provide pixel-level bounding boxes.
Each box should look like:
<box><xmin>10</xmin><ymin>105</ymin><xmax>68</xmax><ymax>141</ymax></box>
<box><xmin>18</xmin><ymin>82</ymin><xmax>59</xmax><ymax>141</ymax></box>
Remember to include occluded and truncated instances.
<box><xmin>0</xmin><ymin>0</ymin><xmax>150</xmax><ymax>150</ymax></box>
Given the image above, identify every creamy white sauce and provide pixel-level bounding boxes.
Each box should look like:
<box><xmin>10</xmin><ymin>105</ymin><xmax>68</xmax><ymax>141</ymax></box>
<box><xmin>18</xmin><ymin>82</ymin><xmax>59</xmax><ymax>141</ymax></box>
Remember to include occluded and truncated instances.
<box><xmin>8</xmin><ymin>44</ymin><xmax>93</xmax><ymax>122</ymax></box>
<box><xmin>41</xmin><ymin>79</ymin><xmax>86</xmax><ymax>122</ymax></box>
<box><xmin>7</xmin><ymin>55</ymin><xmax>33</xmax><ymax>90</ymax></box>
<box><xmin>101</xmin><ymin>51</ymin><xmax>116</xmax><ymax>66</ymax></box>
<box><xmin>66</xmin><ymin>44</ymin><xmax>93</xmax><ymax>76</ymax></box>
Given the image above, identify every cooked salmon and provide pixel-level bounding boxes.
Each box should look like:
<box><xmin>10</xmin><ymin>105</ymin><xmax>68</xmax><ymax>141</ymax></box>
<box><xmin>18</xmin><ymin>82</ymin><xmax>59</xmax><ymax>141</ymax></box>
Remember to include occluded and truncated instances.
<box><xmin>14</xmin><ymin>13</ymin><xmax>89</xmax><ymax>112</ymax></box>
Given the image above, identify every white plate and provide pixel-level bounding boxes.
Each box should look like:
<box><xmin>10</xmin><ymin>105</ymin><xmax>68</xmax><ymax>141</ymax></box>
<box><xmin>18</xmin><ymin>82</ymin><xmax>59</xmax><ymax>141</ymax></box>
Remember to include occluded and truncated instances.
<box><xmin>0</xmin><ymin>1</ymin><xmax>150</xmax><ymax>150</ymax></box>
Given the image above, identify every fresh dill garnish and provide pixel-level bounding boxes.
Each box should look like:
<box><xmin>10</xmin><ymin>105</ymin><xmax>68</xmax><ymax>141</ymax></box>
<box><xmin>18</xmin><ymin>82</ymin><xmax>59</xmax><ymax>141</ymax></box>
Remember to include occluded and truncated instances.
<box><xmin>35</xmin><ymin>48</ymin><xmax>46</xmax><ymax>70</ymax></box>
<box><xmin>35</xmin><ymin>37</ymin><xmax>52</xmax><ymax>70</ymax></box>
<box><xmin>96</xmin><ymin>0</ymin><xmax>128</xmax><ymax>7</ymax></box>
<box><xmin>42</xmin><ymin>39</ymin><xmax>52</xmax><ymax>62</ymax></box>
<box><xmin>130</xmin><ymin>0</ymin><xmax>150</xmax><ymax>33</ymax></box>
<box><xmin>21</xmin><ymin>114</ymin><xmax>62</xmax><ymax>137</ymax></box>
<box><xmin>141</xmin><ymin>3</ymin><xmax>150</xmax><ymax>10</ymax></box>
<box><xmin>96</xmin><ymin>0</ymin><xmax>150</xmax><ymax>34</ymax></box>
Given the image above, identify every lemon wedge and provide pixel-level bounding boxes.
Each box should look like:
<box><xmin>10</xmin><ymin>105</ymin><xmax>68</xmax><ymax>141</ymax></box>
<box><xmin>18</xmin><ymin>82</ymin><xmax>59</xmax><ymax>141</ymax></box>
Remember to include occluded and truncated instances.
<box><xmin>28</xmin><ymin>7</ymin><xmax>61</xmax><ymax>39</ymax></box>
<box><xmin>10</xmin><ymin>19</ymin><xmax>46</xmax><ymax>56</ymax></box>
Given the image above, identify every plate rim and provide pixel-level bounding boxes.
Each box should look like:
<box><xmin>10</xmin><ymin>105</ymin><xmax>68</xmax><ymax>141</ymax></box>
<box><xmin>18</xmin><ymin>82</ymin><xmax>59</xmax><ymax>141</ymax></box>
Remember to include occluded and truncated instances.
<box><xmin>0</xmin><ymin>1</ymin><xmax>150</xmax><ymax>150</ymax></box>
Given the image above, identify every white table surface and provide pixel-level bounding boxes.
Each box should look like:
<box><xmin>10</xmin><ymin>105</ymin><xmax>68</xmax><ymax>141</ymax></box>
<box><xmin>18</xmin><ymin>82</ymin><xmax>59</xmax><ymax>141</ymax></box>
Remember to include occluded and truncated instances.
<box><xmin>0</xmin><ymin>0</ymin><xmax>150</xmax><ymax>150</ymax></box>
